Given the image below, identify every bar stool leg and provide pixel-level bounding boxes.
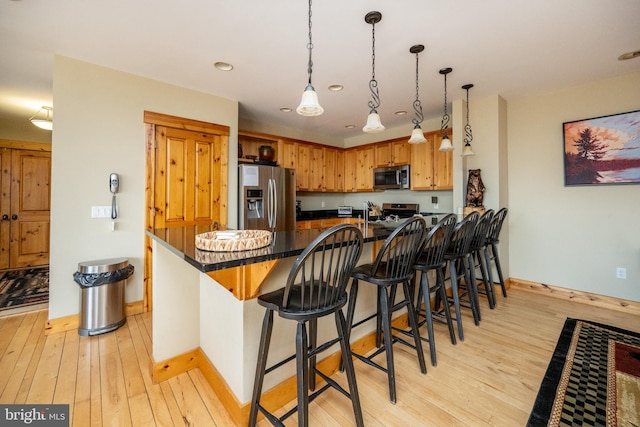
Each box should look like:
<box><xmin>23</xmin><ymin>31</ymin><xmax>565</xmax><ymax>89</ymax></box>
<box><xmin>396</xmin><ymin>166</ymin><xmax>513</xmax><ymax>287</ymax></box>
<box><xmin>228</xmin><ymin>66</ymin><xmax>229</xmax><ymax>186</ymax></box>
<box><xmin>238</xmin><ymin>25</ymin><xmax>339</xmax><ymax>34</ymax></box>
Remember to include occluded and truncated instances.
<box><xmin>418</xmin><ymin>271</ymin><xmax>437</xmax><ymax>366</ymax></box>
<box><xmin>464</xmin><ymin>255</ymin><xmax>481</xmax><ymax>325</ymax></box>
<box><xmin>436</xmin><ymin>267</ymin><xmax>456</xmax><ymax>345</ymax></box>
<box><xmin>309</xmin><ymin>318</ymin><xmax>317</xmax><ymax>391</ymax></box>
<box><xmin>476</xmin><ymin>251</ymin><xmax>496</xmax><ymax>309</ymax></box>
<box><xmin>335</xmin><ymin>309</ymin><xmax>365</xmax><ymax>427</ymax></box>
<box><xmin>379</xmin><ymin>286</ymin><xmax>397</xmax><ymax>404</ymax></box>
<box><xmin>491</xmin><ymin>243</ymin><xmax>507</xmax><ymax>297</ymax></box>
<box><xmin>296</xmin><ymin>321</ymin><xmax>310</xmax><ymax>427</ymax></box>
<box><xmin>403</xmin><ymin>280</ymin><xmax>427</xmax><ymax>373</ymax></box>
<box><xmin>483</xmin><ymin>246</ymin><xmax>496</xmax><ymax>307</ymax></box>
<box><xmin>249</xmin><ymin>309</ymin><xmax>274</xmax><ymax>426</ymax></box>
<box><xmin>448</xmin><ymin>259</ymin><xmax>465</xmax><ymax>341</ymax></box>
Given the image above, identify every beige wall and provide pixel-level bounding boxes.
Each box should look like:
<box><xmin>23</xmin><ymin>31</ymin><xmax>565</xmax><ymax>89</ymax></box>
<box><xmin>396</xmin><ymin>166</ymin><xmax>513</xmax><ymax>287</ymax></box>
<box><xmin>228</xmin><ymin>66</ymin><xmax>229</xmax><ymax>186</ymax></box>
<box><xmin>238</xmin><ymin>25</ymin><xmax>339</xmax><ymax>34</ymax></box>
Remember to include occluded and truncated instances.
<box><xmin>508</xmin><ymin>71</ymin><xmax>640</xmax><ymax>301</ymax></box>
<box><xmin>49</xmin><ymin>56</ymin><xmax>238</xmax><ymax>319</ymax></box>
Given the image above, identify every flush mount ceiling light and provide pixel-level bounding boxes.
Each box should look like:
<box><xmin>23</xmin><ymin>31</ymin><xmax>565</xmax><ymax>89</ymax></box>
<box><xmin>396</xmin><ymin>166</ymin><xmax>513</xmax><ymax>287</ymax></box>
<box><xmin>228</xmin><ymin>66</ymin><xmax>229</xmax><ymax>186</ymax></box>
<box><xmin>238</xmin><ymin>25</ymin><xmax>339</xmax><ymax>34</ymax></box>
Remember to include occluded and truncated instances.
<box><xmin>394</xmin><ymin>110</ymin><xmax>407</xmax><ymax>116</ymax></box>
<box><xmin>296</xmin><ymin>0</ymin><xmax>324</xmax><ymax>116</ymax></box>
<box><xmin>280</xmin><ymin>107</ymin><xmax>293</xmax><ymax>112</ymax></box>
<box><xmin>618</xmin><ymin>50</ymin><xmax>640</xmax><ymax>61</ymax></box>
<box><xmin>438</xmin><ymin>67</ymin><xmax>454</xmax><ymax>151</ymax></box>
<box><xmin>362</xmin><ymin>11</ymin><xmax>385</xmax><ymax>133</ymax></box>
<box><xmin>214</xmin><ymin>61</ymin><xmax>234</xmax><ymax>71</ymax></box>
<box><xmin>328</xmin><ymin>84</ymin><xmax>344</xmax><ymax>91</ymax></box>
<box><xmin>29</xmin><ymin>106</ymin><xmax>53</xmax><ymax>131</ymax></box>
<box><xmin>461</xmin><ymin>83</ymin><xmax>475</xmax><ymax>156</ymax></box>
<box><xmin>408</xmin><ymin>44</ymin><xmax>427</xmax><ymax>144</ymax></box>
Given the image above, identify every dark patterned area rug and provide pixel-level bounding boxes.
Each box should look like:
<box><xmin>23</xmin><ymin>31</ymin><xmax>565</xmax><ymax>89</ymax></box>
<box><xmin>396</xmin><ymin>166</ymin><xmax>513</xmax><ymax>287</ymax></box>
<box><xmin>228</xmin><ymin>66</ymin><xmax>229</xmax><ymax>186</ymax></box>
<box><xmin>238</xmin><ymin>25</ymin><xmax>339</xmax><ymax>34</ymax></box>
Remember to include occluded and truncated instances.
<box><xmin>0</xmin><ymin>267</ymin><xmax>49</xmax><ymax>312</ymax></box>
<box><xmin>528</xmin><ymin>318</ymin><xmax>640</xmax><ymax>426</ymax></box>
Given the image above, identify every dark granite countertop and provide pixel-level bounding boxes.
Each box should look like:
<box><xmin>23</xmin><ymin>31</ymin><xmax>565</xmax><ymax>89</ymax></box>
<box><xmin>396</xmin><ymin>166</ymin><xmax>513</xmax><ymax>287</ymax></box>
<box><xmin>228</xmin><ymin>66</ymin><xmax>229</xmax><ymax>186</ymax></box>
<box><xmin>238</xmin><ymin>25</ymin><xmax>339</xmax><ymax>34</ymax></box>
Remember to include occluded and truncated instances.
<box><xmin>146</xmin><ymin>224</ymin><xmax>393</xmax><ymax>273</ymax></box>
<box><xmin>296</xmin><ymin>209</ymin><xmax>366</xmax><ymax>220</ymax></box>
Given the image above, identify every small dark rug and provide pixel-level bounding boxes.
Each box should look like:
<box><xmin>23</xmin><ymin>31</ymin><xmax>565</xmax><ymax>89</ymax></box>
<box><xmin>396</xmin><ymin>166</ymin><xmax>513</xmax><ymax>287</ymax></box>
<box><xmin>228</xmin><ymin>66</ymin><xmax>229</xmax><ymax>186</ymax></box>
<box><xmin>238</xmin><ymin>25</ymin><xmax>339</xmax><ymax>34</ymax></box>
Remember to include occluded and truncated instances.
<box><xmin>528</xmin><ymin>318</ymin><xmax>640</xmax><ymax>427</ymax></box>
<box><xmin>0</xmin><ymin>267</ymin><xmax>49</xmax><ymax>312</ymax></box>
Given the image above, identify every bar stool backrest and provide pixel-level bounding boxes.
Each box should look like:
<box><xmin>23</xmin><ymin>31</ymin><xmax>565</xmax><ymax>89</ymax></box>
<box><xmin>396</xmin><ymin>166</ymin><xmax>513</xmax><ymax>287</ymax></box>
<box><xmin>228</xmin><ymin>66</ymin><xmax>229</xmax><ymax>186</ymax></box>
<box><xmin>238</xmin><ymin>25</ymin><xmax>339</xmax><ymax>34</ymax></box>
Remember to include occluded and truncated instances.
<box><xmin>470</xmin><ymin>209</ymin><xmax>495</xmax><ymax>251</ymax></box>
<box><xmin>418</xmin><ymin>214</ymin><xmax>457</xmax><ymax>269</ymax></box>
<box><xmin>448</xmin><ymin>211</ymin><xmax>480</xmax><ymax>258</ymax></box>
<box><xmin>367</xmin><ymin>216</ymin><xmax>427</xmax><ymax>285</ymax></box>
<box><xmin>283</xmin><ymin>224</ymin><xmax>363</xmax><ymax>312</ymax></box>
<box><xmin>486</xmin><ymin>207</ymin><xmax>508</xmax><ymax>245</ymax></box>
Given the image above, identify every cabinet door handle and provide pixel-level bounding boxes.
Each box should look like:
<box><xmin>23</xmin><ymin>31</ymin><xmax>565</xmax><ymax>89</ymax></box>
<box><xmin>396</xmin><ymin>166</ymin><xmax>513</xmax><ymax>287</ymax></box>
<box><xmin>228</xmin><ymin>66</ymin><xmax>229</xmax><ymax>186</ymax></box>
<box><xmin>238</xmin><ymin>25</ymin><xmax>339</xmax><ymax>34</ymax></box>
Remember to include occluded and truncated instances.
<box><xmin>11</xmin><ymin>214</ymin><xmax>18</xmax><ymax>220</ymax></box>
<box><xmin>1</xmin><ymin>214</ymin><xmax>8</xmax><ymax>221</ymax></box>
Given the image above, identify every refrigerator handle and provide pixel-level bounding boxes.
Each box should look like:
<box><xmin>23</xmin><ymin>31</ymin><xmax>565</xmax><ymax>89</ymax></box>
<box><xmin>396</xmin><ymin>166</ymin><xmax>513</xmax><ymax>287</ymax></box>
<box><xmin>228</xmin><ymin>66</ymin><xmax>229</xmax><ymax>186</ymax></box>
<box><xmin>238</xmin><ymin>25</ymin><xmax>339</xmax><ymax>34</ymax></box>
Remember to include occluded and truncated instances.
<box><xmin>267</xmin><ymin>178</ymin><xmax>275</xmax><ymax>229</ymax></box>
<box><xmin>271</xmin><ymin>178</ymin><xmax>278</xmax><ymax>229</ymax></box>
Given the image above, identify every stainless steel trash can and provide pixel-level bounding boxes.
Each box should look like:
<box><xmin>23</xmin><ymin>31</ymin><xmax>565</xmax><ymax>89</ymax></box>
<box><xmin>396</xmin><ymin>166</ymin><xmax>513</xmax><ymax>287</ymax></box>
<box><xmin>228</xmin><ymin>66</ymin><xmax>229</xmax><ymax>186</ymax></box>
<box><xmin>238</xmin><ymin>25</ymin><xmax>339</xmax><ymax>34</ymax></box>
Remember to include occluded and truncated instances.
<box><xmin>73</xmin><ymin>258</ymin><xmax>134</xmax><ymax>336</ymax></box>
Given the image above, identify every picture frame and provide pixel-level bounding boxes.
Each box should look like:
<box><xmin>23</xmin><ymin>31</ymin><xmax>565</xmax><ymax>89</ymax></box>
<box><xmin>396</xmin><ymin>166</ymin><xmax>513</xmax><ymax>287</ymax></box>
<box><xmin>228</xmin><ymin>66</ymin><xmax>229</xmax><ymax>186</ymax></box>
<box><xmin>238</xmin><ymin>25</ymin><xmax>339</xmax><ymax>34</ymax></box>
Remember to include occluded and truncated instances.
<box><xmin>563</xmin><ymin>109</ymin><xmax>640</xmax><ymax>186</ymax></box>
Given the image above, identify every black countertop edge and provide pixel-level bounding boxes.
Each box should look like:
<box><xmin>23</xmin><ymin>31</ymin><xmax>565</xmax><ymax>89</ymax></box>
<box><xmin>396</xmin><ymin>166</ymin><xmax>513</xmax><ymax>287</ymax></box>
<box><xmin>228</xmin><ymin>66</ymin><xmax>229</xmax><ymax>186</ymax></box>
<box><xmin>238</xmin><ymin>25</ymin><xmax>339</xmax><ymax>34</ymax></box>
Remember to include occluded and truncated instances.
<box><xmin>146</xmin><ymin>225</ymin><xmax>393</xmax><ymax>273</ymax></box>
<box><xmin>296</xmin><ymin>209</ymin><xmax>367</xmax><ymax>220</ymax></box>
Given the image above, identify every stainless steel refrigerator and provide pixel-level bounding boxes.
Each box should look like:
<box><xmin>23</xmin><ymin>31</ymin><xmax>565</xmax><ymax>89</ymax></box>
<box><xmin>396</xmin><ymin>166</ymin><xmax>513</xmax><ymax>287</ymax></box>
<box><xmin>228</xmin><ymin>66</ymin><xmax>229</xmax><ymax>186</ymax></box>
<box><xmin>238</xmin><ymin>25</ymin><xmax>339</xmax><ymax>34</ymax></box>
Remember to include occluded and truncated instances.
<box><xmin>238</xmin><ymin>164</ymin><xmax>296</xmax><ymax>232</ymax></box>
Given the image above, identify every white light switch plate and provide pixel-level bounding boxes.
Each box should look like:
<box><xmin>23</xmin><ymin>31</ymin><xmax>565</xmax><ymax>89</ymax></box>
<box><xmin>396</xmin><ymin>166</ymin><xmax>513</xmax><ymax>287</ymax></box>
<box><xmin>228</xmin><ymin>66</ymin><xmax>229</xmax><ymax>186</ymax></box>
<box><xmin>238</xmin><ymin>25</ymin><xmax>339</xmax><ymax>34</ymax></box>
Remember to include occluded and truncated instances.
<box><xmin>91</xmin><ymin>206</ymin><xmax>112</xmax><ymax>218</ymax></box>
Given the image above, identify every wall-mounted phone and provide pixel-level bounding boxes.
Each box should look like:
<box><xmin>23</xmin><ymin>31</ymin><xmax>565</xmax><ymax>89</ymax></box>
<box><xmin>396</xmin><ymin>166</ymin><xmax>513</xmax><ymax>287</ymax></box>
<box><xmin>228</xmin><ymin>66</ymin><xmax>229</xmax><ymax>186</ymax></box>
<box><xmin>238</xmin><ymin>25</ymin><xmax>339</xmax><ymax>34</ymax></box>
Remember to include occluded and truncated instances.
<box><xmin>110</xmin><ymin>173</ymin><xmax>119</xmax><ymax>219</ymax></box>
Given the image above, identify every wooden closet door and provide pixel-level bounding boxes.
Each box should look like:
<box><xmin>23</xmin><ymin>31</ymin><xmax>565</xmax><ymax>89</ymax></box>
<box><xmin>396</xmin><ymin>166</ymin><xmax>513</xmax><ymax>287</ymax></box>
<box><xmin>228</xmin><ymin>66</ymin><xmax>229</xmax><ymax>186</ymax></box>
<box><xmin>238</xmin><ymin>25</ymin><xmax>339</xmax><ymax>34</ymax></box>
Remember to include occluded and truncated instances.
<box><xmin>9</xmin><ymin>149</ymin><xmax>51</xmax><ymax>267</ymax></box>
<box><xmin>0</xmin><ymin>148</ymin><xmax>11</xmax><ymax>269</ymax></box>
<box><xmin>154</xmin><ymin>126</ymin><xmax>222</xmax><ymax>229</ymax></box>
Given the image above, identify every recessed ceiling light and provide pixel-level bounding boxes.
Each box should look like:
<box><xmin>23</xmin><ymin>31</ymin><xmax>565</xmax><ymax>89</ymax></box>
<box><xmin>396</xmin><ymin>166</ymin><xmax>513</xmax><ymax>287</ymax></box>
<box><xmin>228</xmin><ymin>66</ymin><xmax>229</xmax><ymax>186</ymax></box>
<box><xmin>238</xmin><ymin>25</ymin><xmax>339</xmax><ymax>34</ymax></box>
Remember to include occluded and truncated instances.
<box><xmin>214</xmin><ymin>62</ymin><xmax>234</xmax><ymax>71</ymax></box>
<box><xmin>394</xmin><ymin>111</ymin><xmax>407</xmax><ymax>116</ymax></box>
<box><xmin>345</xmin><ymin>124</ymin><xmax>356</xmax><ymax>129</ymax></box>
<box><xmin>618</xmin><ymin>50</ymin><xmax>640</xmax><ymax>61</ymax></box>
<box><xmin>328</xmin><ymin>84</ymin><xmax>344</xmax><ymax>91</ymax></box>
<box><xmin>280</xmin><ymin>107</ymin><xmax>292</xmax><ymax>113</ymax></box>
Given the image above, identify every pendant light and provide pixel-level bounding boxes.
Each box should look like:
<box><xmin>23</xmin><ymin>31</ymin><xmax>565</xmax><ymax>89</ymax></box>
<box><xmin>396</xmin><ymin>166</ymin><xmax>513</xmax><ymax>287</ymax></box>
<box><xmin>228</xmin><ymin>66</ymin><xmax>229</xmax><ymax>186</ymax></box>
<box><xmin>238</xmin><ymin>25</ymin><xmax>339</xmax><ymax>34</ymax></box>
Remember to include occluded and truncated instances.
<box><xmin>438</xmin><ymin>67</ymin><xmax>454</xmax><ymax>151</ymax></box>
<box><xmin>29</xmin><ymin>106</ymin><xmax>53</xmax><ymax>131</ymax></box>
<box><xmin>296</xmin><ymin>0</ymin><xmax>324</xmax><ymax>116</ymax></box>
<box><xmin>462</xmin><ymin>83</ymin><xmax>475</xmax><ymax>156</ymax></box>
<box><xmin>408</xmin><ymin>44</ymin><xmax>427</xmax><ymax>144</ymax></box>
<box><xmin>362</xmin><ymin>11</ymin><xmax>384</xmax><ymax>133</ymax></box>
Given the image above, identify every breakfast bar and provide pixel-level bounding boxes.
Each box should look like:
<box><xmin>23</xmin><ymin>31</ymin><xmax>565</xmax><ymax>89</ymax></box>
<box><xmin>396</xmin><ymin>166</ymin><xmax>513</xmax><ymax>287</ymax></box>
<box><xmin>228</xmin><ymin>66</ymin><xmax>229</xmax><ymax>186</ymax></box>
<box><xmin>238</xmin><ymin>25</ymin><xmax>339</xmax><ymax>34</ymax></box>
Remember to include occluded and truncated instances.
<box><xmin>146</xmin><ymin>224</ymin><xmax>394</xmax><ymax>423</ymax></box>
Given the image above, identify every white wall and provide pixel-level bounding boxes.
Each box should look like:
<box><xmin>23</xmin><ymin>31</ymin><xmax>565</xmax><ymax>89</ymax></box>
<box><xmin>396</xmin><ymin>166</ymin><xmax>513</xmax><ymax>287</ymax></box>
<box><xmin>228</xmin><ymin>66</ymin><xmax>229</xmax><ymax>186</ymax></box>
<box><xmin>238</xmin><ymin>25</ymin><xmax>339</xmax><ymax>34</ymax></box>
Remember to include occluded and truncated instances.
<box><xmin>508</xmin><ymin>71</ymin><xmax>640</xmax><ymax>301</ymax></box>
<box><xmin>49</xmin><ymin>56</ymin><xmax>238</xmax><ymax>319</ymax></box>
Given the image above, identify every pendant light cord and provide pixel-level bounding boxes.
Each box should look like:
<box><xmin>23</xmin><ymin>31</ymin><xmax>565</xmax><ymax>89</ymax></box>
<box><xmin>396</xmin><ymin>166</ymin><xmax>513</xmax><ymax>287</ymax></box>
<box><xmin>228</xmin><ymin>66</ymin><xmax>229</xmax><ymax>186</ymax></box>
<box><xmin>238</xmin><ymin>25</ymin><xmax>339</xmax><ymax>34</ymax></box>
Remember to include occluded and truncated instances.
<box><xmin>306</xmin><ymin>0</ymin><xmax>314</xmax><ymax>85</ymax></box>
<box><xmin>464</xmin><ymin>86</ymin><xmax>473</xmax><ymax>145</ymax></box>
<box><xmin>368</xmin><ymin>20</ymin><xmax>381</xmax><ymax>111</ymax></box>
<box><xmin>441</xmin><ymin>72</ymin><xmax>450</xmax><ymax>132</ymax></box>
<box><xmin>412</xmin><ymin>52</ymin><xmax>424</xmax><ymax>126</ymax></box>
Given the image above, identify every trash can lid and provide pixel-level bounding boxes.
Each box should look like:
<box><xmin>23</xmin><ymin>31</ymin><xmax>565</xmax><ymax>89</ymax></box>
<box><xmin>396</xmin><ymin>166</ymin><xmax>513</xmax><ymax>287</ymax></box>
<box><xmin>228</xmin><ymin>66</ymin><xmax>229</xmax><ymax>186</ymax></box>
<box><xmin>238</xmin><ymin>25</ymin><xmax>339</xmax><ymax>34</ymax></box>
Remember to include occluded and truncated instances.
<box><xmin>77</xmin><ymin>257</ymin><xmax>129</xmax><ymax>274</ymax></box>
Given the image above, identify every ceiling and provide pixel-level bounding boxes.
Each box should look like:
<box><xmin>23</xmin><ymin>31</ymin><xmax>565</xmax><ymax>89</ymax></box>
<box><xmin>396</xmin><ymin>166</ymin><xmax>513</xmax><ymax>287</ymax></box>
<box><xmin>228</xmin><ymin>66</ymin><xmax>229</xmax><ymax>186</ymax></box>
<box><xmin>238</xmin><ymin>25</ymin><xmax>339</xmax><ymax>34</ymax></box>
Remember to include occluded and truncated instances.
<box><xmin>1</xmin><ymin>0</ymin><xmax>639</xmax><ymax>138</ymax></box>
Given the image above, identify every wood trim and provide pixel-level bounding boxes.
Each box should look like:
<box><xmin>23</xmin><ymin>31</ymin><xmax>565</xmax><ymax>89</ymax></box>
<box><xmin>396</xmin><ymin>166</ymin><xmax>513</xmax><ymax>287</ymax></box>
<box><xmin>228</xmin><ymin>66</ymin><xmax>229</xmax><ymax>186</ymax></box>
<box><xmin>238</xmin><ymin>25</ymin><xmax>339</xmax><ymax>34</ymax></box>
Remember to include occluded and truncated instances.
<box><xmin>144</xmin><ymin>123</ymin><xmax>155</xmax><ymax>313</ymax></box>
<box><xmin>152</xmin><ymin>349</ymin><xmax>200</xmax><ymax>383</ymax></box>
<box><xmin>0</xmin><ymin>139</ymin><xmax>52</xmax><ymax>151</ymax></box>
<box><xmin>509</xmin><ymin>278</ymin><xmax>640</xmax><ymax>316</ymax></box>
<box><xmin>45</xmin><ymin>299</ymin><xmax>145</xmax><ymax>335</ymax></box>
<box><xmin>45</xmin><ymin>313</ymin><xmax>79</xmax><ymax>335</ymax></box>
<box><xmin>143</xmin><ymin>111</ymin><xmax>230</xmax><ymax>136</ymax></box>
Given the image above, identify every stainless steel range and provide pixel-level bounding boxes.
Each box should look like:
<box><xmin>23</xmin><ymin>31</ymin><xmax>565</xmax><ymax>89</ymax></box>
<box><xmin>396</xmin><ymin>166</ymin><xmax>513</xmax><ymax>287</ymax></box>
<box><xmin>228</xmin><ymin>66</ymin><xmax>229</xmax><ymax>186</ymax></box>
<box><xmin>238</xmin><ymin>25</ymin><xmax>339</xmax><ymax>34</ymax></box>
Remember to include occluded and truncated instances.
<box><xmin>373</xmin><ymin>203</ymin><xmax>420</xmax><ymax>229</ymax></box>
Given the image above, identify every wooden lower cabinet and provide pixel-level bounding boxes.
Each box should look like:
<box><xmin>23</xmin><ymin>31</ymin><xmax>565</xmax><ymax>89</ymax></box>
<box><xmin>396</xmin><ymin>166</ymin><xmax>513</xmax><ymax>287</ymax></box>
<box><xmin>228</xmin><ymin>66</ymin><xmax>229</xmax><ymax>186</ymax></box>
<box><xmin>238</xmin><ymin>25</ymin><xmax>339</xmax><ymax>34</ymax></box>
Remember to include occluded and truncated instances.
<box><xmin>296</xmin><ymin>218</ymin><xmax>358</xmax><ymax>230</ymax></box>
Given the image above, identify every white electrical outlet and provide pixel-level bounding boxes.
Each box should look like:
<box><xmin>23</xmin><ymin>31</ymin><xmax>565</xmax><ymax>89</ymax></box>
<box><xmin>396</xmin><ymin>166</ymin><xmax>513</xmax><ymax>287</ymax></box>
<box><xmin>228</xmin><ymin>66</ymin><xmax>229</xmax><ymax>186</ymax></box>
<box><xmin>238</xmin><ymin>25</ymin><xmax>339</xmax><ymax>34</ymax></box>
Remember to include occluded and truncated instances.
<box><xmin>321</xmin><ymin>201</ymin><xmax>325</xmax><ymax>208</ymax></box>
<box><xmin>91</xmin><ymin>206</ymin><xmax>112</xmax><ymax>218</ymax></box>
<box><xmin>616</xmin><ymin>267</ymin><xmax>627</xmax><ymax>279</ymax></box>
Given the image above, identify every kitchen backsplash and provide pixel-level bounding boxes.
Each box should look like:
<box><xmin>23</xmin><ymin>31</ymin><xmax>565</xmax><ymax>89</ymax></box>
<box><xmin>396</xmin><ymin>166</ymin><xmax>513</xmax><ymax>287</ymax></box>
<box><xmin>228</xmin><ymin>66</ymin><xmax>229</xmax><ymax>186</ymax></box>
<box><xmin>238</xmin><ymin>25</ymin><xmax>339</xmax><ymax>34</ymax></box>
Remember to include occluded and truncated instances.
<box><xmin>296</xmin><ymin>190</ymin><xmax>454</xmax><ymax>214</ymax></box>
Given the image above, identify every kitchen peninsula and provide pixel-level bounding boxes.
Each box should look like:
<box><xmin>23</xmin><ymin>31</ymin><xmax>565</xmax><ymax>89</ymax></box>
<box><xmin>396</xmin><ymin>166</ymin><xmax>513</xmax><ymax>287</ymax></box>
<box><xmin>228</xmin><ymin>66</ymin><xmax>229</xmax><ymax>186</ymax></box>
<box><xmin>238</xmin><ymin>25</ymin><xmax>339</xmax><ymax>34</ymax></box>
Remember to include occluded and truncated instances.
<box><xmin>146</xmin><ymin>223</ymin><xmax>392</xmax><ymax>424</ymax></box>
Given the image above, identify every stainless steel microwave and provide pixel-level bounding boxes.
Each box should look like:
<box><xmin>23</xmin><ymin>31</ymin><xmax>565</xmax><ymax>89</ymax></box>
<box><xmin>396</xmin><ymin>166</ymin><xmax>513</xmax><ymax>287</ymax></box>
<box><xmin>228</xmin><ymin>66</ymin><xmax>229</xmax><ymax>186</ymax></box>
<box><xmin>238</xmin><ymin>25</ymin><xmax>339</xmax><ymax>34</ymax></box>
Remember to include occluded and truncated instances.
<box><xmin>373</xmin><ymin>165</ymin><xmax>410</xmax><ymax>190</ymax></box>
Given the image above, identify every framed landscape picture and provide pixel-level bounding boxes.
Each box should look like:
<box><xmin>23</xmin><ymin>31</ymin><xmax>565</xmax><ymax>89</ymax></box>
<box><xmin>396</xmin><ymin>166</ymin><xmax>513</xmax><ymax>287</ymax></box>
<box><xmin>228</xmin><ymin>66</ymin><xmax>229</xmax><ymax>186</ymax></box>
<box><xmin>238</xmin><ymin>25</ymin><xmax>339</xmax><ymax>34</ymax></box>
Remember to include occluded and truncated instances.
<box><xmin>563</xmin><ymin>110</ymin><xmax>640</xmax><ymax>186</ymax></box>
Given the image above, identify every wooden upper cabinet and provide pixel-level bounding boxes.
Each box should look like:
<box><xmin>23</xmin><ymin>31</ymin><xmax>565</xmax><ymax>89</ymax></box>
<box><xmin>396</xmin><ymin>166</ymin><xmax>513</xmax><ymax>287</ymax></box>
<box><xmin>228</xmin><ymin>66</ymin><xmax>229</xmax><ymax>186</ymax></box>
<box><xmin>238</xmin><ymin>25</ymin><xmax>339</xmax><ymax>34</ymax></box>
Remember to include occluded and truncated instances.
<box><xmin>296</xmin><ymin>143</ymin><xmax>311</xmax><ymax>191</ymax></box>
<box><xmin>278</xmin><ymin>139</ymin><xmax>296</xmax><ymax>169</ymax></box>
<box><xmin>356</xmin><ymin>146</ymin><xmax>375</xmax><ymax>191</ymax></box>
<box><xmin>310</xmin><ymin>145</ymin><xmax>324</xmax><ymax>191</ymax></box>
<box><xmin>375</xmin><ymin>138</ymin><xmax>411</xmax><ymax>167</ymax></box>
<box><xmin>323</xmin><ymin>147</ymin><xmax>344</xmax><ymax>192</ymax></box>
<box><xmin>344</xmin><ymin>149</ymin><xmax>357</xmax><ymax>192</ymax></box>
<box><xmin>410</xmin><ymin>129</ymin><xmax>453</xmax><ymax>190</ymax></box>
<box><xmin>433</xmin><ymin>132</ymin><xmax>454</xmax><ymax>190</ymax></box>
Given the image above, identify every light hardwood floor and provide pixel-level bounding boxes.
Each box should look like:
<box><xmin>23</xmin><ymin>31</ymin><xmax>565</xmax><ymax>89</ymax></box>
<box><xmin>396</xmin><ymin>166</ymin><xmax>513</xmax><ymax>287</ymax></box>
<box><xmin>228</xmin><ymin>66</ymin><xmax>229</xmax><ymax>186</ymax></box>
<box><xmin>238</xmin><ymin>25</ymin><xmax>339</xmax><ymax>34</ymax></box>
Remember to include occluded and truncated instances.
<box><xmin>0</xmin><ymin>288</ymin><xmax>637</xmax><ymax>426</ymax></box>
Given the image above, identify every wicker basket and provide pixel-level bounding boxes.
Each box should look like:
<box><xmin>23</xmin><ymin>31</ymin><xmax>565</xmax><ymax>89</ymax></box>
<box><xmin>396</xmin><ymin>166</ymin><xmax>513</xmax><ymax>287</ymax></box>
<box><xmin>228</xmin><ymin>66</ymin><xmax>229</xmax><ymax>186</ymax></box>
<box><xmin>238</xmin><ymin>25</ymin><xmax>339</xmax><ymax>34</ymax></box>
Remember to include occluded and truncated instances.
<box><xmin>195</xmin><ymin>230</ymin><xmax>272</xmax><ymax>252</ymax></box>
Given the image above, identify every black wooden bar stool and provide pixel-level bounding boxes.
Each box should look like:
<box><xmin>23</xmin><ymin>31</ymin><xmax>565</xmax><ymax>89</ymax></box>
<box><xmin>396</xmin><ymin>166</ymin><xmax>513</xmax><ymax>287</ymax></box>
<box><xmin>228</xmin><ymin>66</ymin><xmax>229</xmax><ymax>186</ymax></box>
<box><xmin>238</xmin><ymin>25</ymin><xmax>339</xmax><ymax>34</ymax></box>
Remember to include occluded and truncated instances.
<box><xmin>485</xmin><ymin>207</ymin><xmax>509</xmax><ymax>299</ymax></box>
<box><xmin>467</xmin><ymin>209</ymin><xmax>496</xmax><ymax>310</ymax></box>
<box><xmin>411</xmin><ymin>213</ymin><xmax>458</xmax><ymax>366</ymax></box>
<box><xmin>345</xmin><ymin>216</ymin><xmax>427</xmax><ymax>404</ymax></box>
<box><xmin>442</xmin><ymin>211</ymin><xmax>480</xmax><ymax>341</ymax></box>
<box><xmin>248</xmin><ymin>224</ymin><xmax>364</xmax><ymax>427</ymax></box>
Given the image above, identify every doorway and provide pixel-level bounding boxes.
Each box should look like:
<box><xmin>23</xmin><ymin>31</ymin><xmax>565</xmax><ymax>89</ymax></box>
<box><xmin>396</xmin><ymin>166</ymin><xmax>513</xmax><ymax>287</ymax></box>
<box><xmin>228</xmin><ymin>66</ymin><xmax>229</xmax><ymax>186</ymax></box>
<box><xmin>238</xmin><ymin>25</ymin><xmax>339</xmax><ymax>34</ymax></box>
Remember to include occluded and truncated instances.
<box><xmin>143</xmin><ymin>111</ymin><xmax>229</xmax><ymax>312</ymax></box>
